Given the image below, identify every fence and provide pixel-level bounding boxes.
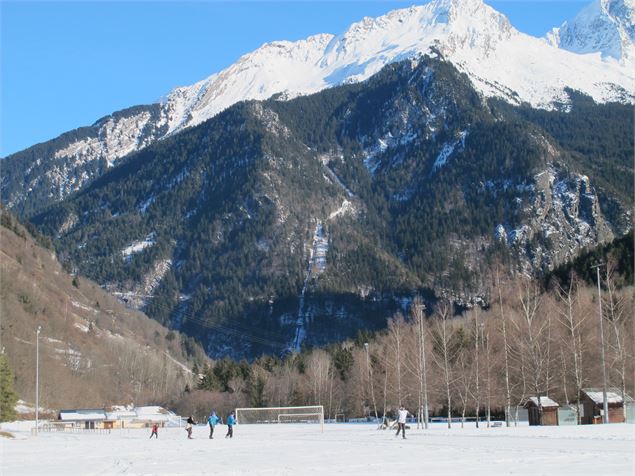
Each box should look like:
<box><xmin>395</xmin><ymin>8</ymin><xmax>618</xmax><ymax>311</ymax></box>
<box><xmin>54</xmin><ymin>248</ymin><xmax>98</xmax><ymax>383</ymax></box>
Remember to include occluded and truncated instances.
<box><xmin>35</xmin><ymin>422</ymin><xmax>112</xmax><ymax>434</ymax></box>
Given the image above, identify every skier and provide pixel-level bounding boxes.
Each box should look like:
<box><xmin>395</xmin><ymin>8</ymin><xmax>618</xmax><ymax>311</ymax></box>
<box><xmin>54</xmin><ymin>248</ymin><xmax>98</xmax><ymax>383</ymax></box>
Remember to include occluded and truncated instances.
<box><xmin>207</xmin><ymin>411</ymin><xmax>220</xmax><ymax>439</ymax></box>
<box><xmin>395</xmin><ymin>406</ymin><xmax>410</xmax><ymax>439</ymax></box>
<box><xmin>225</xmin><ymin>411</ymin><xmax>236</xmax><ymax>439</ymax></box>
<box><xmin>186</xmin><ymin>415</ymin><xmax>196</xmax><ymax>439</ymax></box>
<box><xmin>149</xmin><ymin>423</ymin><xmax>159</xmax><ymax>439</ymax></box>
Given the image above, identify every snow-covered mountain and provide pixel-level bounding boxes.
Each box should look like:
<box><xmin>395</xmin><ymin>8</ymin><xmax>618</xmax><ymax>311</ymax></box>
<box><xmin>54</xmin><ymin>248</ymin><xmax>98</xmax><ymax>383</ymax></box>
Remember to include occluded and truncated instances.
<box><xmin>546</xmin><ymin>0</ymin><xmax>635</xmax><ymax>65</ymax></box>
<box><xmin>164</xmin><ymin>0</ymin><xmax>633</xmax><ymax>134</ymax></box>
<box><xmin>3</xmin><ymin>0</ymin><xmax>635</xmax><ymax>217</ymax></box>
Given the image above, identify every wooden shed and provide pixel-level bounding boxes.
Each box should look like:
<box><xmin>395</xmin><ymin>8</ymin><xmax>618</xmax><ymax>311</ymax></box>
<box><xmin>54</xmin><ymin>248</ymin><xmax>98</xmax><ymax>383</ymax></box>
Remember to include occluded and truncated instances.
<box><xmin>524</xmin><ymin>396</ymin><xmax>559</xmax><ymax>426</ymax></box>
<box><xmin>580</xmin><ymin>388</ymin><xmax>632</xmax><ymax>424</ymax></box>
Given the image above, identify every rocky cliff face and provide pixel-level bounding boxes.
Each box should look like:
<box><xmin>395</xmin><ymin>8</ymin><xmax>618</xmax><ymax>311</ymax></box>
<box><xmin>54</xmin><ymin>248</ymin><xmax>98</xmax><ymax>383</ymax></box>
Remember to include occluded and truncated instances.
<box><xmin>498</xmin><ymin>164</ymin><xmax>615</xmax><ymax>273</ymax></box>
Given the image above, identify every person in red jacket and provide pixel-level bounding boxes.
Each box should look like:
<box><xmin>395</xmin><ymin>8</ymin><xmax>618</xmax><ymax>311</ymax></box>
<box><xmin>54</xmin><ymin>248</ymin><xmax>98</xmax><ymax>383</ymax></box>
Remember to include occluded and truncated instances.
<box><xmin>150</xmin><ymin>423</ymin><xmax>159</xmax><ymax>439</ymax></box>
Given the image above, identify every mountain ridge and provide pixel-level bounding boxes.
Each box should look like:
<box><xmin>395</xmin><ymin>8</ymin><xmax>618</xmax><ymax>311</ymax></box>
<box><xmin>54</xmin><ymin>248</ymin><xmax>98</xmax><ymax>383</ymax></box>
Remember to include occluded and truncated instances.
<box><xmin>3</xmin><ymin>0</ymin><xmax>634</xmax><ymax>218</ymax></box>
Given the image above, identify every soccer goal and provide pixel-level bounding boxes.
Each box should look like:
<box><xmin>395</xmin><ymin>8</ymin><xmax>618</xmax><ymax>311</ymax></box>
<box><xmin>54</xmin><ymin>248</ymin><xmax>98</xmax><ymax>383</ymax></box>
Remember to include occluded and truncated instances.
<box><xmin>235</xmin><ymin>406</ymin><xmax>324</xmax><ymax>432</ymax></box>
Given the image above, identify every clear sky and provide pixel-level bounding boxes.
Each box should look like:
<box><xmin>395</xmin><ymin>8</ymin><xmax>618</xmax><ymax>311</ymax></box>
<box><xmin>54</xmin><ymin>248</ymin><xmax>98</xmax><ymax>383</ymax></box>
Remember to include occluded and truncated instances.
<box><xmin>1</xmin><ymin>0</ymin><xmax>589</xmax><ymax>157</ymax></box>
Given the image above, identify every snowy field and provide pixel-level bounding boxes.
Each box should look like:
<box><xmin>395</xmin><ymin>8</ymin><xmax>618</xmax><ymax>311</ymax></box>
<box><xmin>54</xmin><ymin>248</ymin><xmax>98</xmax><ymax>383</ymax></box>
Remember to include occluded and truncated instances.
<box><xmin>1</xmin><ymin>421</ymin><xmax>634</xmax><ymax>475</ymax></box>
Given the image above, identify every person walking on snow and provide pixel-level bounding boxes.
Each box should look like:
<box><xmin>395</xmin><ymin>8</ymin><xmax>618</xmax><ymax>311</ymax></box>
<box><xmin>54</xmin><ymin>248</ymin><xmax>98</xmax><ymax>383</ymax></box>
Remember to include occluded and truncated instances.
<box><xmin>186</xmin><ymin>415</ymin><xmax>196</xmax><ymax>439</ymax></box>
<box><xmin>208</xmin><ymin>411</ymin><xmax>220</xmax><ymax>439</ymax></box>
<box><xmin>149</xmin><ymin>423</ymin><xmax>159</xmax><ymax>439</ymax></box>
<box><xmin>225</xmin><ymin>411</ymin><xmax>236</xmax><ymax>438</ymax></box>
<box><xmin>395</xmin><ymin>406</ymin><xmax>410</xmax><ymax>439</ymax></box>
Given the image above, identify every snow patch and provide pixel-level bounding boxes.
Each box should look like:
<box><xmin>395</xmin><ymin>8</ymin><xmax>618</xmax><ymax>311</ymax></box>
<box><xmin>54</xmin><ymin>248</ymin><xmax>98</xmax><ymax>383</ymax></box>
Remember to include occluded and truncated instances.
<box><xmin>73</xmin><ymin>322</ymin><xmax>90</xmax><ymax>333</ymax></box>
<box><xmin>121</xmin><ymin>233</ymin><xmax>156</xmax><ymax>262</ymax></box>
<box><xmin>432</xmin><ymin>130</ymin><xmax>468</xmax><ymax>172</ymax></box>
<box><xmin>328</xmin><ymin>200</ymin><xmax>356</xmax><ymax>220</ymax></box>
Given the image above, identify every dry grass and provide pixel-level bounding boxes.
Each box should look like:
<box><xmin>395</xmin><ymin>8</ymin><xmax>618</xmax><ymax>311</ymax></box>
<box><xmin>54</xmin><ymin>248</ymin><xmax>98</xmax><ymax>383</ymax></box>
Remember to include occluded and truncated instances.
<box><xmin>1</xmin><ymin>212</ymin><xmax>209</xmax><ymax>412</ymax></box>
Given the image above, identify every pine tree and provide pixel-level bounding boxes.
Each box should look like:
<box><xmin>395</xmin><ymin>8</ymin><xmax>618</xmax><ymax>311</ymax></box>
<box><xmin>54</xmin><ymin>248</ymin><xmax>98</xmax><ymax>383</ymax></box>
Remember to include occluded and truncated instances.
<box><xmin>0</xmin><ymin>354</ymin><xmax>18</xmax><ymax>422</ymax></box>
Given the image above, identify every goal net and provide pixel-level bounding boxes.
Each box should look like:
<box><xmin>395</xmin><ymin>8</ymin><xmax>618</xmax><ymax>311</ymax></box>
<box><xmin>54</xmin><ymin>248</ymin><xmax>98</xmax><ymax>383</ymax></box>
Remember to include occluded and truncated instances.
<box><xmin>235</xmin><ymin>406</ymin><xmax>324</xmax><ymax>431</ymax></box>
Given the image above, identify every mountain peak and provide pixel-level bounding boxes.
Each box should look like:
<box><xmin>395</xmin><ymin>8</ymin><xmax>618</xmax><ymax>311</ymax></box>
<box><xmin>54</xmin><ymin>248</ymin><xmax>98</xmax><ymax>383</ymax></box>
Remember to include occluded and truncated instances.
<box><xmin>546</xmin><ymin>0</ymin><xmax>635</xmax><ymax>63</ymax></box>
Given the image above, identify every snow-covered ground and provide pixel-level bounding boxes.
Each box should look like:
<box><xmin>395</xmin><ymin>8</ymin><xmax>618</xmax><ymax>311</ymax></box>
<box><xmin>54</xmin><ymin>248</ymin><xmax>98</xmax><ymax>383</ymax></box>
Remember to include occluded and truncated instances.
<box><xmin>1</xmin><ymin>421</ymin><xmax>633</xmax><ymax>475</ymax></box>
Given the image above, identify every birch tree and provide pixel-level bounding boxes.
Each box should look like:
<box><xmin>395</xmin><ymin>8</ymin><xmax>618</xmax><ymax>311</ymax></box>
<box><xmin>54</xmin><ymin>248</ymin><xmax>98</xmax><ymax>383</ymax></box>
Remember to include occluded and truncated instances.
<box><xmin>431</xmin><ymin>301</ymin><xmax>456</xmax><ymax>428</ymax></box>
<box><xmin>513</xmin><ymin>278</ymin><xmax>550</xmax><ymax>423</ymax></box>
<box><xmin>603</xmin><ymin>260</ymin><xmax>631</xmax><ymax>408</ymax></box>
<box><xmin>410</xmin><ymin>297</ymin><xmax>430</xmax><ymax>429</ymax></box>
<box><xmin>496</xmin><ymin>268</ymin><xmax>513</xmax><ymax>426</ymax></box>
<box><xmin>387</xmin><ymin>313</ymin><xmax>407</xmax><ymax>407</ymax></box>
<box><xmin>554</xmin><ymin>275</ymin><xmax>586</xmax><ymax>423</ymax></box>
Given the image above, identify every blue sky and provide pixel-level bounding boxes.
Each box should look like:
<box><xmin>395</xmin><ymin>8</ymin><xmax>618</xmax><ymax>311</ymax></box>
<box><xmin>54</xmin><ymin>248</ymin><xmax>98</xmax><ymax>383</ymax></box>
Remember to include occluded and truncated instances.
<box><xmin>1</xmin><ymin>1</ymin><xmax>588</xmax><ymax>157</ymax></box>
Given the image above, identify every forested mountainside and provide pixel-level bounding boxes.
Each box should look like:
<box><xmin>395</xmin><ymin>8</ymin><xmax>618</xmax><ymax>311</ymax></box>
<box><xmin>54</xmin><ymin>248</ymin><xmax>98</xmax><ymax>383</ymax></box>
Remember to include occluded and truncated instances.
<box><xmin>27</xmin><ymin>57</ymin><xmax>633</xmax><ymax>358</ymax></box>
<box><xmin>0</xmin><ymin>207</ymin><xmax>207</xmax><ymax>410</ymax></box>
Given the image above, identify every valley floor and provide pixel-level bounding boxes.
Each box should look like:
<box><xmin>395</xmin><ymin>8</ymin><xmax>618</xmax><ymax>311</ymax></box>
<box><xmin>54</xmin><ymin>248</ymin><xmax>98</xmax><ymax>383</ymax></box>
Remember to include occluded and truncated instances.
<box><xmin>1</xmin><ymin>421</ymin><xmax>633</xmax><ymax>475</ymax></box>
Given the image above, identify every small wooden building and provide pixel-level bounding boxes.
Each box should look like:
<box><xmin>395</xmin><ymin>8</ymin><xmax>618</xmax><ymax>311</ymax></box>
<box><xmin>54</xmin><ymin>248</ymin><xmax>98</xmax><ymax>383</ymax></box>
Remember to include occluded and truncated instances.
<box><xmin>524</xmin><ymin>396</ymin><xmax>559</xmax><ymax>426</ymax></box>
<box><xmin>58</xmin><ymin>409</ymin><xmax>106</xmax><ymax>429</ymax></box>
<box><xmin>580</xmin><ymin>388</ymin><xmax>631</xmax><ymax>424</ymax></box>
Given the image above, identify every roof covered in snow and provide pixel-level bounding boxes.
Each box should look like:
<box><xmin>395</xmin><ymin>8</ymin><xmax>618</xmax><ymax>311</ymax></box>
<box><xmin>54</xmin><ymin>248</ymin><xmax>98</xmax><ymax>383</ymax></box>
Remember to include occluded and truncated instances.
<box><xmin>581</xmin><ymin>388</ymin><xmax>633</xmax><ymax>405</ymax></box>
<box><xmin>105</xmin><ymin>409</ymin><xmax>137</xmax><ymax>420</ymax></box>
<box><xmin>59</xmin><ymin>409</ymin><xmax>106</xmax><ymax>421</ymax></box>
<box><xmin>135</xmin><ymin>406</ymin><xmax>168</xmax><ymax>415</ymax></box>
<box><xmin>59</xmin><ymin>405</ymin><xmax>177</xmax><ymax>421</ymax></box>
<box><xmin>526</xmin><ymin>396</ymin><xmax>559</xmax><ymax>408</ymax></box>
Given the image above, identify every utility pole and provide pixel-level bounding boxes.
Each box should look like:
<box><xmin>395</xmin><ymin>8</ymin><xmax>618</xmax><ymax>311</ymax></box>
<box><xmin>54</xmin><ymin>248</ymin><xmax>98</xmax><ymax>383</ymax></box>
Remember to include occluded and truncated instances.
<box><xmin>35</xmin><ymin>325</ymin><xmax>41</xmax><ymax>435</ymax></box>
<box><xmin>474</xmin><ymin>310</ymin><xmax>480</xmax><ymax>429</ymax></box>
<box><xmin>364</xmin><ymin>343</ymin><xmax>379</xmax><ymax>423</ymax></box>
<box><xmin>416</xmin><ymin>302</ymin><xmax>429</xmax><ymax>430</ymax></box>
<box><xmin>592</xmin><ymin>263</ymin><xmax>609</xmax><ymax>424</ymax></box>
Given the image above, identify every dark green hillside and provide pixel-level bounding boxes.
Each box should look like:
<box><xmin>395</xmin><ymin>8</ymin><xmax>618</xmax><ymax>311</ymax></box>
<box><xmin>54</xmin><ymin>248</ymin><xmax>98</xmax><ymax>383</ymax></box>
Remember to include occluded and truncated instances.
<box><xmin>28</xmin><ymin>56</ymin><xmax>633</xmax><ymax>358</ymax></box>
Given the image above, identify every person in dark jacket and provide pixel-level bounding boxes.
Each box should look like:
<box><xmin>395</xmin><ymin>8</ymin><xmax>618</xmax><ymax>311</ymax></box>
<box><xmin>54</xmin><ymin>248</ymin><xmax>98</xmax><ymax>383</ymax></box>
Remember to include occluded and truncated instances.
<box><xmin>225</xmin><ymin>411</ymin><xmax>236</xmax><ymax>438</ymax></box>
<box><xmin>186</xmin><ymin>416</ymin><xmax>196</xmax><ymax>439</ymax></box>
<box><xmin>207</xmin><ymin>411</ymin><xmax>220</xmax><ymax>439</ymax></box>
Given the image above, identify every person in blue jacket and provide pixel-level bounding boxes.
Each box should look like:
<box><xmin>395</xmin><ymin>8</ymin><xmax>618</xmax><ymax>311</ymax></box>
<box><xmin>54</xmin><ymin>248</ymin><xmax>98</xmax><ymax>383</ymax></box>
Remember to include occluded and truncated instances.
<box><xmin>225</xmin><ymin>411</ymin><xmax>236</xmax><ymax>438</ymax></box>
<box><xmin>207</xmin><ymin>411</ymin><xmax>220</xmax><ymax>439</ymax></box>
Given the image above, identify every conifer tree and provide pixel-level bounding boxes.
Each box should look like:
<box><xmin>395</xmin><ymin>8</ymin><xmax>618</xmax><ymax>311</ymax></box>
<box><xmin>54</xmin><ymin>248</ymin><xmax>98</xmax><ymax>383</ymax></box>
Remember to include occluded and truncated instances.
<box><xmin>0</xmin><ymin>354</ymin><xmax>18</xmax><ymax>422</ymax></box>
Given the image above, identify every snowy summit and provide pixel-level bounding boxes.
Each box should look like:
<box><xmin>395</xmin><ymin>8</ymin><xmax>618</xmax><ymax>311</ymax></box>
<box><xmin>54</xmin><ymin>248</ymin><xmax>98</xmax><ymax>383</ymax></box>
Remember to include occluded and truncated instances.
<box><xmin>161</xmin><ymin>0</ymin><xmax>635</xmax><ymax>137</ymax></box>
<box><xmin>5</xmin><ymin>0</ymin><xmax>635</xmax><ymax>213</ymax></box>
<box><xmin>546</xmin><ymin>0</ymin><xmax>635</xmax><ymax>65</ymax></box>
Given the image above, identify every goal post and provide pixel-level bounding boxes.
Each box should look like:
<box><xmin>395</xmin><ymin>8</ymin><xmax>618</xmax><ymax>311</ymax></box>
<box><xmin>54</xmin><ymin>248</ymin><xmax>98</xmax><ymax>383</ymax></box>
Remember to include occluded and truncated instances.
<box><xmin>235</xmin><ymin>405</ymin><xmax>324</xmax><ymax>432</ymax></box>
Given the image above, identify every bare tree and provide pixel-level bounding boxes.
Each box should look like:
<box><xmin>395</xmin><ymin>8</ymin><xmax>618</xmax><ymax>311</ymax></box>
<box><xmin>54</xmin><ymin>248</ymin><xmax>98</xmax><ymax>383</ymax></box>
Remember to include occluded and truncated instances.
<box><xmin>305</xmin><ymin>349</ymin><xmax>334</xmax><ymax>409</ymax></box>
<box><xmin>482</xmin><ymin>323</ymin><xmax>492</xmax><ymax>427</ymax></box>
<box><xmin>604</xmin><ymin>260</ymin><xmax>630</xmax><ymax>410</ymax></box>
<box><xmin>512</xmin><ymin>278</ymin><xmax>550</xmax><ymax>424</ymax></box>
<box><xmin>496</xmin><ymin>268</ymin><xmax>513</xmax><ymax>426</ymax></box>
<box><xmin>554</xmin><ymin>274</ymin><xmax>586</xmax><ymax>424</ymax></box>
<box><xmin>473</xmin><ymin>307</ymin><xmax>481</xmax><ymax>428</ymax></box>
<box><xmin>410</xmin><ymin>297</ymin><xmax>430</xmax><ymax>429</ymax></box>
<box><xmin>453</xmin><ymin>324</ymin><xmax>474</xmax><ymax>428</ymax></box>
<box><xmin>387</xmin><ymin>313</ymin><xmax>407</xmax><ymax>407</ymax></box>
<box><xmin>431</xmin><ymin>301</ymin><xmax>456</xmax><ymax>428</ymax></box>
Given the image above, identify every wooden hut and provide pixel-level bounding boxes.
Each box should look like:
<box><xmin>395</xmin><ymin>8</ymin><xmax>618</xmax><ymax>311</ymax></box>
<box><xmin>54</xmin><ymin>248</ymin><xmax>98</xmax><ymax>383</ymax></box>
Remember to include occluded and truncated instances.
<box><xmin>580</xmin><ymin>388</ymin><xmax>632</xmax><ymax>424</ymax></box>
<box><xmin>524</xmin><ymin>396</ymin><xmax>559</xmax><ymax>426</ymax></box>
